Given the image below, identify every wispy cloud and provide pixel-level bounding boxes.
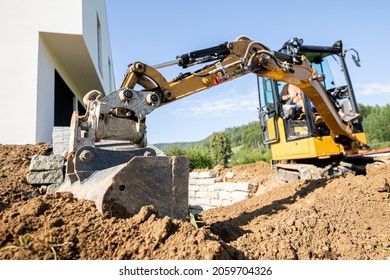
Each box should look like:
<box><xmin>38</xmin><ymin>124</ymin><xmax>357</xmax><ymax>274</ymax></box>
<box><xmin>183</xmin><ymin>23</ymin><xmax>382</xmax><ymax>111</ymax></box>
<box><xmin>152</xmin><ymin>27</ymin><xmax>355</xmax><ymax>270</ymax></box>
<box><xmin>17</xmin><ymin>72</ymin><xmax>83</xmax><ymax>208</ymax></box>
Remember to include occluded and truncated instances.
<box><xmin>167</xmin><ymin>82</ymin><xmax>390</xmax><ymax>118</ymax></box>
<box><xmin>355</xmin><ymin>82</ymin><xmax>390</xmax><ymax>96</ymax></box>
<box><xmin>173</xmin><ymin>89</ymin><xmax>259</xmax><ymax>117</ymax></box>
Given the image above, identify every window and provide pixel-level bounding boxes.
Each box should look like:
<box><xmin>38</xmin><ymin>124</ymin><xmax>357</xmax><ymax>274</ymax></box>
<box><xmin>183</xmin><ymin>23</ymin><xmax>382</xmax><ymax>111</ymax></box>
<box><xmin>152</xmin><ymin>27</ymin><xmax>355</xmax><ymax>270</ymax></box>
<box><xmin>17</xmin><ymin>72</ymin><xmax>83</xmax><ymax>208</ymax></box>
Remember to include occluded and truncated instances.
<box><xmin>97</xmin><ymin>14</ymin><xmax>103</xmax><ymax>76</ymax></box>
<box><xmin>108</xmin><ymin>57</ymin><xmax>113</xmax><ymax>92</ymax></box>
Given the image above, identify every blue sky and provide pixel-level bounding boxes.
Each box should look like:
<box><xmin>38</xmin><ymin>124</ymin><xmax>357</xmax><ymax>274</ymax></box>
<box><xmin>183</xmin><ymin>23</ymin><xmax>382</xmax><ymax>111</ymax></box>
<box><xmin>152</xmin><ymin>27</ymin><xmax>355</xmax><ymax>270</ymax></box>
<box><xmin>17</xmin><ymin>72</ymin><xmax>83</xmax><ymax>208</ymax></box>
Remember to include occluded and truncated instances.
<box><xmin>105</xmin><ymin>0</ymin><xmax>390</xmax><ymax>144</ymax></box>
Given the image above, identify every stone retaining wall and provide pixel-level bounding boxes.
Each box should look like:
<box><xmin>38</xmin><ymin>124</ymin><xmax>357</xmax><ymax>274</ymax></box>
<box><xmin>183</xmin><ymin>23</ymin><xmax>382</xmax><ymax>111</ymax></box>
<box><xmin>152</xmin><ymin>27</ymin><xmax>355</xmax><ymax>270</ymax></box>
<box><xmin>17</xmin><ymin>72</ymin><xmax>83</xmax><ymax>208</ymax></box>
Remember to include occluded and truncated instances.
<box><xmin>189</xmin><ymin>170</ymin><xmax>258</xmax><ymax>213</ymax></box>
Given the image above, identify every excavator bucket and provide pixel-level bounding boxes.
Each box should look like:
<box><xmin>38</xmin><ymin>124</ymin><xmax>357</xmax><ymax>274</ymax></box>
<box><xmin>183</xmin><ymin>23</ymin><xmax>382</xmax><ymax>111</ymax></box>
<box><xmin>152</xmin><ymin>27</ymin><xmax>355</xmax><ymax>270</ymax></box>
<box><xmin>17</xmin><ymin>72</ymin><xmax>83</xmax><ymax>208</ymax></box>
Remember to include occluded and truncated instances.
<box><xmin>57</xmin><ymin>146</ymin><xmax>189</xmax><ymax>219</ymax></box>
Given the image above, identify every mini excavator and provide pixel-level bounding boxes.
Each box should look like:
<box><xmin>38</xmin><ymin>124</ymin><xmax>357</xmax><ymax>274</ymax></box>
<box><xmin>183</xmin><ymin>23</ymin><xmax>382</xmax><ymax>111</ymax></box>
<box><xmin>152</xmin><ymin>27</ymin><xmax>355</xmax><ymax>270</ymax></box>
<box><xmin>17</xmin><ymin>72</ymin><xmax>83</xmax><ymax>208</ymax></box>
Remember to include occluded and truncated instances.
<box><xmin>58</xmin><ymin>35</ymin><xmax>367</xmax><ymax>218</ymax></box>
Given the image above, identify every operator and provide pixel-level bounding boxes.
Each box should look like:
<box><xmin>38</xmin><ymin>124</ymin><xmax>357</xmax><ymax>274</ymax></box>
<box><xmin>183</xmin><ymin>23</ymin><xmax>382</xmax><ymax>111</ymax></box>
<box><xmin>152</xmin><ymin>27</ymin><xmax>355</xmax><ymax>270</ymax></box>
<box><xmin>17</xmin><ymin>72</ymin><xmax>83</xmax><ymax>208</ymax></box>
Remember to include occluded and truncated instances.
<box><xmin>281</xmin><ymin>83</ymin><xmax>323</xmax><ymax>123</ymax></box>
<box><xmin>281</xmin><ymin>84</ymin><xmax>305</xmax><ymax>113</ymax></box>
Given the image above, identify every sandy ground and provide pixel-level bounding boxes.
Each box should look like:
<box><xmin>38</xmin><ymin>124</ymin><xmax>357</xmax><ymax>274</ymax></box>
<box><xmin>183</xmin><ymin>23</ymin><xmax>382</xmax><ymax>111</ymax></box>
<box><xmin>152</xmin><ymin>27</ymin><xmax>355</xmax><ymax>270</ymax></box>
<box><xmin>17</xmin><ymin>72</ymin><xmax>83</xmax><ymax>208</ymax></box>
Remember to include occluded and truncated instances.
<box><xmin>0</xmin><ymin>143</ymin><xmax>389</xmax><ymax>260</ymax></box>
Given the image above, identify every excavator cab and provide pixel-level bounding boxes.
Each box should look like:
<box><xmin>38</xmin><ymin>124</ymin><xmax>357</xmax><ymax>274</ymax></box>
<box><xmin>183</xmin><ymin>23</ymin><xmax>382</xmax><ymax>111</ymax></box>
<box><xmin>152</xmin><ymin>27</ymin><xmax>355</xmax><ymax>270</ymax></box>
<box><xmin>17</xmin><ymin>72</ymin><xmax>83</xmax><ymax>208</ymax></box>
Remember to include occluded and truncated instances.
<box><xmin>258</xmin><ymin>38</ymin><xmax>367</xmax><ymax>182</ymax></box>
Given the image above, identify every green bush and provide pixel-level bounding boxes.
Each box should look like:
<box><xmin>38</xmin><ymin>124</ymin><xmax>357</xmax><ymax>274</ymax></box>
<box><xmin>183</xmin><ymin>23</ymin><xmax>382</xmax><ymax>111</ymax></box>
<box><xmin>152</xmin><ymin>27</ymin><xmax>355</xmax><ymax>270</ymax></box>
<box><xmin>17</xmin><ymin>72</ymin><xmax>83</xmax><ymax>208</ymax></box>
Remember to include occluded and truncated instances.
<box><xmin>359</xmin><ymin>104</ymin><xmax>390</xmax><ymax>149</ymax></box>
<box><xmin>164</xmin><ymin>145</ymin><xmax>212</xmax><ymax>170</ymax></box>
<box><xmin>185</xmin><ymin>148</ymin><xmax>213</xmax><ymax>170</ymax></box>
<box><xmin>229</xmin><ymin>147</ymin><xmax>272</xmax><ymax>167</ymax></box>
<box><xmin>164</xmin><ymin>145</ymin><xmax>187</xmax><ymax>156</ymax></box>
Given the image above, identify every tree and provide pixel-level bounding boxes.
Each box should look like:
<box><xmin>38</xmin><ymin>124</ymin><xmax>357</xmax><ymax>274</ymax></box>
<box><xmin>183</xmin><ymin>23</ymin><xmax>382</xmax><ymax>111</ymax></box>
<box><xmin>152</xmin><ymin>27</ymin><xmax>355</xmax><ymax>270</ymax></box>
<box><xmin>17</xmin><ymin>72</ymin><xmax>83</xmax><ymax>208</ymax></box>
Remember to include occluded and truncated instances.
<box><xmin>210</xmin><ymin>132</ymin><xmax>232</xmax><ymax>167</ymax></box>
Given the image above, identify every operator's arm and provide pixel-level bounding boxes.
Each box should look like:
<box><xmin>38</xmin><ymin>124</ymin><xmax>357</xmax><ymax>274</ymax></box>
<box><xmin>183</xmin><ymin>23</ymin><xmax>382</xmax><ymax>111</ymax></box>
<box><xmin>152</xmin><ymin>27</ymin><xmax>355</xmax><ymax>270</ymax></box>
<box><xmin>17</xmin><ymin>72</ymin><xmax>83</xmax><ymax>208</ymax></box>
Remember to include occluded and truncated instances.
<box><xmin>280</xmin><ymin>84</ymin><xmax>289</xmax><ymax>102</ymax></box>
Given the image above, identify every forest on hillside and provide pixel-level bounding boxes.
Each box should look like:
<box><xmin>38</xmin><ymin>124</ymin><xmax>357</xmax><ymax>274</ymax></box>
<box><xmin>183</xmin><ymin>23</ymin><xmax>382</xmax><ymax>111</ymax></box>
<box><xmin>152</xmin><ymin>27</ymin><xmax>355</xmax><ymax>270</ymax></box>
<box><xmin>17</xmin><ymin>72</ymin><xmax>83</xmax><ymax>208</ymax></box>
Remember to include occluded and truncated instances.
<box><xmin>158</xmin><ymin>104</ymin><xmax>390</xmax><ymax>169</ymax></box>
<box><xmin>360</xmin><ymin>104</ymin><xmax>390</xmax><ymax>148</ymax></box>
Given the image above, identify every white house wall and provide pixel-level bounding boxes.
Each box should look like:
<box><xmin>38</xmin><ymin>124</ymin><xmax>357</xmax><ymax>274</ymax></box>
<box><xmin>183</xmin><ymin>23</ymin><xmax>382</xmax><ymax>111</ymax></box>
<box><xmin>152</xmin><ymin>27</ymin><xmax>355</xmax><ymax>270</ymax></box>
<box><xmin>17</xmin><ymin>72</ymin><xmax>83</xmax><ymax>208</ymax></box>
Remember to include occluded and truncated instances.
<box><xmin>83</xmin><ymin>0</ymin><xmax>115</xmax><ymax>94</ymax></box>
<box><xmin>36</xmin><ymin>37</ymin><xmax>56</xmax><ymax>145</ymax></box>
<box><xmin>36</xmin><ymin>35</ymin><xmax>83</xmax><ymax>143</ymax></box>
<box><xmin>0</xmin><ymin>0</ymin><xmax>114</xmax><ymax>144</ymax></box>
<box><xmin>0</xmin><ymin>2</ymin><xmax>42</xmax><ymax>144</ymax></box>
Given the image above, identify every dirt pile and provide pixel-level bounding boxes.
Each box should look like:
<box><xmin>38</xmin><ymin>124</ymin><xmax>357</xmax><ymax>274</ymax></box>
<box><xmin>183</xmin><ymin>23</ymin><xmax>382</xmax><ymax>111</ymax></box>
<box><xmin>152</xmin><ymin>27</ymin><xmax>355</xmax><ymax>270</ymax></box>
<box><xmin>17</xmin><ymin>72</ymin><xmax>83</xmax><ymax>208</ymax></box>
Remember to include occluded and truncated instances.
<box><xmin>0</xmin><ymin>144</ymin><xmax>389</xmax><ymax>260</ymax></box>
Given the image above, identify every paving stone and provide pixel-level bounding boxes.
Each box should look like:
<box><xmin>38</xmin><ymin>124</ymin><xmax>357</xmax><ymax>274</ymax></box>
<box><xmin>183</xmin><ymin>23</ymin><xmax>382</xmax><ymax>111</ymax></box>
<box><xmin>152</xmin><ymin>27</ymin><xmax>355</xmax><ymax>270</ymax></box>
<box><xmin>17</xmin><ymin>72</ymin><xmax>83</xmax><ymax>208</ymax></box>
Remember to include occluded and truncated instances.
<box><xmin>29</xmin><ymin>154</ymin><xmax>65</xmax><ymax>171</ymax></box>
<box><xmin>27</xmin><ymin>169</ymin><xmax>64</xmax><ymax>184</ymax></box>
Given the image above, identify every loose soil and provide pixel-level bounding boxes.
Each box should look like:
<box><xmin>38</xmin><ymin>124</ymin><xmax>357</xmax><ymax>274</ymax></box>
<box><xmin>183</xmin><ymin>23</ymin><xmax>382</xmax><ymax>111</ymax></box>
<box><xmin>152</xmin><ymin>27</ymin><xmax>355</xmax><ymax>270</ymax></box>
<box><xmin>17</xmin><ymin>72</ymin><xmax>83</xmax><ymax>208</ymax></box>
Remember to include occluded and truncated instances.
<box><xmin>0</xmin><ymin>144</ymin><xmax>389</xmax><ymax>260</ymax></box>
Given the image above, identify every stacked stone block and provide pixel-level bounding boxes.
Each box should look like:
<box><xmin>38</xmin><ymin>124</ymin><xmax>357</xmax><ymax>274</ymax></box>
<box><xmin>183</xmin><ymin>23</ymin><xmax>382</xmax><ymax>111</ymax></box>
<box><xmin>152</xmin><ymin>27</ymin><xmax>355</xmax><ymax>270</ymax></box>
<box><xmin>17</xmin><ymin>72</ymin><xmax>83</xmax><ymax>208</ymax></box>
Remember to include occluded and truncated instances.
<box><xmin>52</xmin><ymin>126</ymin><xmax>70</xmax><ymax>155</ymax></box>
<box><xmin>26</xmin><ymin>154</ymin><xmax>65</xmax><ymax>193</ymax></box>
<box><xmin>189</xmin><ymin>170</ymin><xmax>258</xmax><ymax>213</ymax></box>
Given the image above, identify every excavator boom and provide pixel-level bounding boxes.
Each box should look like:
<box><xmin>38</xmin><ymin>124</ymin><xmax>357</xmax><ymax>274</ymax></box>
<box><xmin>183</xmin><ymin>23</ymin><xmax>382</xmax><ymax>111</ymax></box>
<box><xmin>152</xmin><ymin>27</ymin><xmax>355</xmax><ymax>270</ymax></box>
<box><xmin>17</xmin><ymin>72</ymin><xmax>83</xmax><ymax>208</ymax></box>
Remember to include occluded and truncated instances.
<box><xmin>117</xmin><ymin>36</ymin><xmax>359</xmax><ymax>145</ymax></box>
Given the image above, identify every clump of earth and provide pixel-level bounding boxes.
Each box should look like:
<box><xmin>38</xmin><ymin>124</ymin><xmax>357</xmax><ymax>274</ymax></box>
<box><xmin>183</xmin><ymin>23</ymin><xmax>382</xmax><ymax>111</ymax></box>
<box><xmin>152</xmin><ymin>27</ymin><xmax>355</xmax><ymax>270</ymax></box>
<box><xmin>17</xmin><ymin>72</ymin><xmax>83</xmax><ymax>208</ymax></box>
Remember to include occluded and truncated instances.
<box><xmin>0</xmin><ymin>143</ymin><xmax>389</xmax><ymax>260</ymax></box>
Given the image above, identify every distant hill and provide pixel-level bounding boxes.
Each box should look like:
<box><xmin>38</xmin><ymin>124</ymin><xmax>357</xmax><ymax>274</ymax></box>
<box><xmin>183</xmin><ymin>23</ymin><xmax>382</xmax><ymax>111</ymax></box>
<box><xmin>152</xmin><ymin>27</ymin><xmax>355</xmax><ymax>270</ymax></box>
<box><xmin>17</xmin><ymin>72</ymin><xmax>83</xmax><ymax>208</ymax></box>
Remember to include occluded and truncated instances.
<box><xmin>155</xmin><ymin>103</ymin><xmax>390</xmax><ymax>151</ymax></box>
<box><xmin>154</xmin><ymin>104</ymin><xmax>390</xmax><ymax>167</ymax></box>
<box><xmin>154</xmin><ymin>121</ymin><xmax>263</xmax><ymax>151</ymax></box>
<box><xmin>154</xmin><ymin>141</ymin><xmax>203</xmax><ymax>151</ymax></box>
